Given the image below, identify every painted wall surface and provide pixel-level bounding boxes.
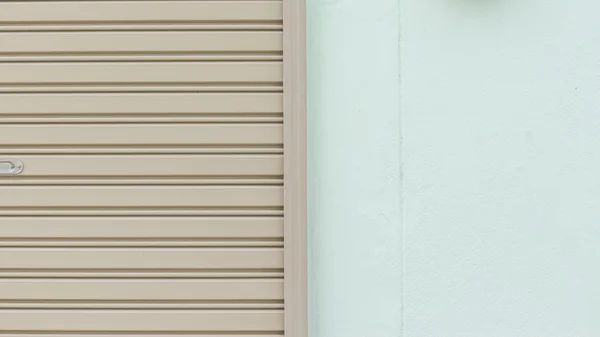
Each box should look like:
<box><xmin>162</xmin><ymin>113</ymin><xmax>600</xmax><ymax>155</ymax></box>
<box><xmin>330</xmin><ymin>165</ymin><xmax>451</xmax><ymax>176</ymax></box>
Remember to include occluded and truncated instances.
<box><xmin>400</xmin><ymin>0</ymin><xmax>600</xmax><ymax>335</ymax></box>
<box><xmin>308</xmin><ymin>0</ymin><xmax>600</xmax><ymax>336</ymax></box>
<box><xmin>307</xmin><ymin>0</ymin><xmax>402</xmax><ymax>336</ymax></box>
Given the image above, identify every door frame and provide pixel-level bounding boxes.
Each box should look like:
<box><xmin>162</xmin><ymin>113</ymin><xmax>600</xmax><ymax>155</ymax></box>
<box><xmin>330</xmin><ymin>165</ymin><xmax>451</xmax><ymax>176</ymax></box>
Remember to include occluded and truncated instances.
<box><xmin>283</xmin><ymin>0</ymin><xmax>307</xmax><ymax>336</ymax></box>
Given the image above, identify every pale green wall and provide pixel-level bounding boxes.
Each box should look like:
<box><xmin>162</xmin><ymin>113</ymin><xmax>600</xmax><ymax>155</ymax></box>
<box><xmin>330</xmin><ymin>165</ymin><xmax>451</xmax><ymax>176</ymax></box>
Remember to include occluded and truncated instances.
<box><xmin>307</xmin><ymin>0</ymin><xmax>402</xmax><ymax>336</ymax></box>
<box><xmin>400</xmin><ymin>0</ymin><xmax>600</xmax><ymax>335</ymax></box>
<box><xmin>308</xmin><ymin>0</ymin><xmax>600</xmax><ymax>336</ymax></box>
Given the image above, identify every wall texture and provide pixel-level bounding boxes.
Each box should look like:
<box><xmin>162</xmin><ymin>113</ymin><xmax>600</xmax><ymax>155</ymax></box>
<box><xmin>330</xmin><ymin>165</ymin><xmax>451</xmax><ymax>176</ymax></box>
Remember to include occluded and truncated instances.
<box><xmin>307</xmin><ymin>0</ymin><xmax>402</xmax><ymax>336</ymax></box>
<box><xmin>308</xmin><ymin>0</ymin><xmax>600</xmax><ymax>336</ymax></box>
<box><xmin>400</xmin><ymin>0</ymin><xmax>600</xmax><ymax>336</ymax></box>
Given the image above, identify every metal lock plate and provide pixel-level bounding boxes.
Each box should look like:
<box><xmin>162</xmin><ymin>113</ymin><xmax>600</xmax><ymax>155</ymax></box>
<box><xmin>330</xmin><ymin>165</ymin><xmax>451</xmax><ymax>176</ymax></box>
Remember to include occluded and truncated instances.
<box><xmin>0</xmin><ymin>160</ymin><xmax>24</xmax><ymax>175</ymax></box>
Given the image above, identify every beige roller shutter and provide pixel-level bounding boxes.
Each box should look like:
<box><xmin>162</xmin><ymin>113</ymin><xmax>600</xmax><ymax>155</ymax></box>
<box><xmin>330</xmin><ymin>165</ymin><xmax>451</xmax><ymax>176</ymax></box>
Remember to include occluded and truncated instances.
<box><xmin>0</xmin><ymin>1</ymin><xmax>306</xmax><ymax>336</ymax></box>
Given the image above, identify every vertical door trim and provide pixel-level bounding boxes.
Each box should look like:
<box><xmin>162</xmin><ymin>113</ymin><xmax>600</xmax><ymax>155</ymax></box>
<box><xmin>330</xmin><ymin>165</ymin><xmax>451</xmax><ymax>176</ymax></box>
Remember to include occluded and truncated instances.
<box><xmin>283</xmin><ymin>0</ymin><xmax>307</xmax><ymax>336</ymax></box>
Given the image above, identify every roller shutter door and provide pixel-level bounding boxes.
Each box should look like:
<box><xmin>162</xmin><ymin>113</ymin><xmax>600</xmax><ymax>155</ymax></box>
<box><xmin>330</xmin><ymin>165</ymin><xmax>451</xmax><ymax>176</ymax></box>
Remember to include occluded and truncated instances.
<box><xmin>0</xmin><ymin>1</ymin><xmax>306</xmax><ymax>336</ymax></box>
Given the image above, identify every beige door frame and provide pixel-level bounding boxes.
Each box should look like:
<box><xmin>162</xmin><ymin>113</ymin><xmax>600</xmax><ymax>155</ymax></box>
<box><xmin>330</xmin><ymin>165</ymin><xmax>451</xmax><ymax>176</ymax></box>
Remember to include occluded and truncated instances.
<box><xmin>283</xmin><ymin>0</ymin><xmax>307</xmax><ymax>336</ymax></box>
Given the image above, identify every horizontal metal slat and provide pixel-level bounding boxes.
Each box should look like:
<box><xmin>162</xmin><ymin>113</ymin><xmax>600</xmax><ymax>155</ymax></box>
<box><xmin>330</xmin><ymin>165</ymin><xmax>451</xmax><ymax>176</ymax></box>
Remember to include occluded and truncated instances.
<box><xmin>0</xmin><ymin>310</ymin><xmax>283</xmax><ymax>332</ymax></box>
<box><xmin>0</xmin><ymin>1</ymin><xmax>283</xmax><ymax>23</ymax></box>
<box><xmin>0</xmin><ymin>210</ymin><xmax>284</xmax><ymax>217</ymax></box>
<box><xmin>0</xmin><ymin>62</ymin><xmax>282</xmax><ymax>85</ymax></box>
<box><xmin>0</xmin><ymin>186</ymin><xmax>282</xmax><ymax>208</ymax></box>
<box><xmin>0</xmin><ymin>93</ymin><xmax>282</xmax><ymax>115</ymax></box>
<box><xmin>0</xmin><ymin>116</ymin><xmax>284</xmax><ymax>124</ymax></box>
<box><xmin>0</xmin><ymin>217</ymin><xmax>282</xmax><ymax>239</ymax></box>
<box><xmin>0</xmin><ymin>31</ymin><xmax>282</xmax><ymax>54</ymax></box>
<box><xmin>0</xmin><ymin>24</ymin><xmax>283</xmax><ymax>33</ymax></box>
<box><xmin>0</xmin><ymin>54</ymin><xmax>284</xmax><ymax>62</ymax></box>
<box><xmin>0</xmin><ymin>124</ymin><xmax>282</xmax><ymax>146</ymax></box>
<box><xmin>0</xmin><ymin>303</ymin><xmax>284</xmax><ymax>310</ymax></box>
<box><xmin>0</xmin><ymin>85</ymin><xmax>283</xmax><ymax>94</ymax></box>
<box><xmin>0</xmin><ymin>155</ymin><xmax>282</xmax><ymax>177</ymax></box>
<box><xmin>0</xmin><ymin>335</ymin><xmax>282</xmax><ymax>337</ymax></box>
<box><xmin>0</xmin><ymin>279</ymin><xmax>282</xmax><ymax>301</ymax></box>
<box><xmin>0</xmin><ymin>218</ymin><xmax>282</xmax><ymax>240</ymax></box>
<box><xmin>0</xmin><ymin>248</ymin><xmax>283</xmax><ymax>270</ymax></box>
<box><xmin>0</xmin><ymin>178</ymin><xmax>283</xmax><ymax>186</ymax></box>
<box><xmin>0</xmin><ymin>240</ymin><xmax>283</xmax><ymax>248</ymax></box>
<box><xmin>0</xmin><ymin>271</ymin><xmax>284</xmax><ymax>279</ymax></box>
<box><xmin>0</xmin><ymin>148</ymin><xmax>284</xmax><ymax>156</ymax></box>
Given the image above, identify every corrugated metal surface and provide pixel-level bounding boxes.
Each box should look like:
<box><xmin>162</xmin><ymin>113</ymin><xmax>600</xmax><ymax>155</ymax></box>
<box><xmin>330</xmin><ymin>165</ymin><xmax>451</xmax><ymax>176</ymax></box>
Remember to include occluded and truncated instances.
<box><xmin>0</xmin><ymin>1</ymin><xmax>285</xmax><ymax>335</ymax></box>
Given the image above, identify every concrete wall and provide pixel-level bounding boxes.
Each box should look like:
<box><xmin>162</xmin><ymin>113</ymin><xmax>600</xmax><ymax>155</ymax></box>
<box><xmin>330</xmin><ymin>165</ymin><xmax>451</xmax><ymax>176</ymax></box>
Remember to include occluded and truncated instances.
<box><xmin>308</xmin><ymin>0</ymin><xmax>600</xmax><ymax>336</ymax></box>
